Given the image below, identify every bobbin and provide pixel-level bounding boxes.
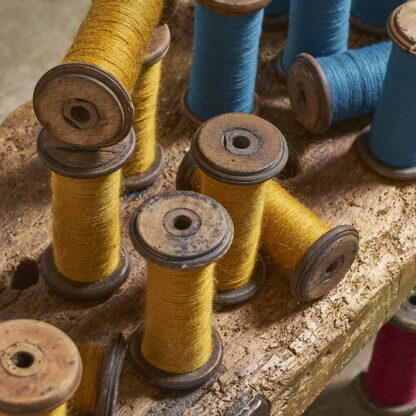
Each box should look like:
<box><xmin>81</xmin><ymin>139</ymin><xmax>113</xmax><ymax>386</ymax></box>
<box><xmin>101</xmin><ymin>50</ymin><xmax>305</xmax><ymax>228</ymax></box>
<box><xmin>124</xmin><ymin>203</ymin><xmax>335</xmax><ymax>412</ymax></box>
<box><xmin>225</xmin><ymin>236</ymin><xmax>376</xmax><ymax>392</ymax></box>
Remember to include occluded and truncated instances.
<box><xmin>123</xmin><ymin>24</ymin><xmax>170</xmax><ymax>192</ymax></box>
<box><xmin>0</xmin><ymin>319</ymin><xmax>82</xmax><ymax>415</ymax></box>
<box><xmin>129</xmin><ymin>191</ymin><xmax>233</xmax><ymax>389</ymax></box>
<box><xmin>191</xmin><ymin>113</ymin><xmax>288</xmax><ymax>304</ymax></box>
<box><xmin>180</xmin><ymin>0</ymin><xmax>269</xmax><ymax>127</ymax></box>
<box><xmin>355</xmin><ymin>293</ymin><xmax>416</xmax><ymax>416</ymax></box>
<box><xmin>356</xmin><ymin>2</ymin><xmax>416</xmax><ymax>180</ymax></box>
<box><xmin>37</xmin><ymin>128</ymin><xmax>135</xmax><ymax>300</ymax></box>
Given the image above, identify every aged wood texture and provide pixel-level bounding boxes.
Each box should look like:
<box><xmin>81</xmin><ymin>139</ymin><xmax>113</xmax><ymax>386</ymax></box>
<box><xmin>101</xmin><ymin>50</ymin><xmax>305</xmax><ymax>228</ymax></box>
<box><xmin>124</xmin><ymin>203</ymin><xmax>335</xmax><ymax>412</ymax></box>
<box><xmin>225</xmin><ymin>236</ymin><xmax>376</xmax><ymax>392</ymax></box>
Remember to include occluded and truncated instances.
<box><xmin>1</xmin><ymin>2</ymin><xmax>416</xmax><ymax>415</ymax></box>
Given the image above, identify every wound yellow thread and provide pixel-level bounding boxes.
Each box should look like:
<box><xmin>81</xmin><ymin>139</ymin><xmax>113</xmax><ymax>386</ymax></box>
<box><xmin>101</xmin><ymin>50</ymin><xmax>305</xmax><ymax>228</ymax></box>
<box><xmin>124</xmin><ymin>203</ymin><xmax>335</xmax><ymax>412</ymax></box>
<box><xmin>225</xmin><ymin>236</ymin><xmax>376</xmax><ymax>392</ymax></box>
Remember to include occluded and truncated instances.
<box><xmin>72</xmin><ymin>344</ymin><xmax>105</xmax><ymax>414</ymax></box>
<box><xmin>51</xmin><ymin>171</ymin><xmax>121</xmax><ymax>283</ymax></box>
<box><xmin>0</xmin><ymin>403</ymin><xmax>67</xmax><ymax>416</ymax></box>
<box><xmin>63</xmin><ymin>0</ymin><xmax>164</xmax><ymax>93</ymax></box>
<box><xmin>200</xmin><ymin>173</ymin><xmax>266</xmax><ymax>291</ymax></box>
<box><xmin>141</xmin><ymin>262</ymin><xmax>214</xmax><ymax>373</ymax></box>
<box><xmin>123</xmin><ymin>61</ymin><xmax>162</xmax><ymax>176</ymax></box>
<box><xmin>262</xmin><ymin>181</ymin><xmax>331</xmax><ymax>275</ymax></box>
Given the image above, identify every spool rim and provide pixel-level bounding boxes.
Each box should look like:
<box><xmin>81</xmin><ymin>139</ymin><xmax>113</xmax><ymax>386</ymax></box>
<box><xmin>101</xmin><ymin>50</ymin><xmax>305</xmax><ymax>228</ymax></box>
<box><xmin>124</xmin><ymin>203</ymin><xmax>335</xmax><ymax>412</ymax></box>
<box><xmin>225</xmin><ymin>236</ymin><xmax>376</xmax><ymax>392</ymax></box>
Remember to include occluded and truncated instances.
<box><xmin>123</xmin><ymin>144</ymin><xmax>165</xmax><ymax>192</ymax></box>
<box><xmin>33</xmin><ymin>62</ymin><xmax>134</xmax><ymax>149</ymax></box>
<box><xmin>159</xmin><ymin>0</ymin><xmax>179</xmax><ymax>25</ymax></box>
<box><xmin>41</xmin><ymin>245</ymin><xmax>130</xmax><ymax>301</ymax></box>
<box><xmin>94</xmin><ymin>333</ymin><xmax>127</xmax><ymax>416</ymax></box>
<box><xmin>195</xmin><ymin>0</ymin><xmax>271</xmax><ymax>16</ymax></box>
<box><xmin>263</xmin><ymin>13</ymin><xmax>289</xmax><ymax>30</ymax></box>
<box><xmin>0</xmin><ymin>319</ymin><xmax>82</xmax><ymax>415</ymax></box>
<box><xmin>215</xmin><ymin>256</ymin><xmax>267</xmax><ymax>306</ymax></box>
<box><xmin>287</xmin><ymin>53</ymin><xmax>333</xmax><ymax>135</ymax></box>
<box><xmin>356</xmin><ymin>129</ymin><xmax>416</xmax><ymax>181</ymax></box>
<box><xmin>350</xmin><ymin>13</ymin><xmax>388</xmax><ymax>36</ymax></box>
<box><xmin>143</xmin><ymin>24</ymin><xmax>171</xmax><ymax>68</ymax></box>
<box><xmin>292</xmin><ymin>225</ymin><xmax>359</xmax><ymax>301</ymax></box>
<box><xmin>390</xmin><ymin>291</ymin><xmax>416</xmax><ymax>333</ymax></box>
<box><xmin>191</xmin><ymin>113</ymin><xmax>289</xmax><ymax>185</ymax></box>
<box><xmin>354</xmin><ymin>372</ymin><xmax>416</xmax><ymax>416</ymax></box>
<box><xmin>180</xmin><ymin>87</ymin><xmax>261</xmax><ymax>128</ymax></box>
<box><xmin>388</xmin><ymin>2</ymin><xmax>416</xmax><ymax>58</ymax></box>
<box><xmin>129</xmin><ymin>325</ymin><xmax>223</xmax><ymax>390</ymax></box>
<box><xmin>37</xmin><ymin>128</ymin><xmax>136</xmax><ymax>180</ymax></box>
<box><xmin>274</xmin><ymin>50</ymin><xmax>288</xmax><ymax>79</ymax></box>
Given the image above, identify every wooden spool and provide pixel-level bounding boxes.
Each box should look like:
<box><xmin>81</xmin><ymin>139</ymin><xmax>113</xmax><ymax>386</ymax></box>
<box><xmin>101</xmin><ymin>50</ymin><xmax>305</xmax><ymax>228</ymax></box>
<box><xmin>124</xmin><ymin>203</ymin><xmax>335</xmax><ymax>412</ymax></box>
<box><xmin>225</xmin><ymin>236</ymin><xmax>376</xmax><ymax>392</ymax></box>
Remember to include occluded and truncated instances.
<box><xmin>350</xmin><ymin>12</ymin><xmax>388</xmax><ymax>36</ymax></box>
<box><xmin>286</xmin><ymin>53</ymin><xmax>333</xmax><ymax>135</ymax></box>
<box><xmin>36</xmin><ymin>128</ymin><xmax>135</xmax><ymax>301</ymax></box>
<box><xmin>0</xmin><ymin>319</ymin><xmax>82</xmax><ymax>416</ymax></box>
<box><xmin>129</xmin><ymin>191</ymin><xmax>233</xmax><ymax>390</ymax></box>
<box><xmin>356</xmin><ymin>2</ymin><xmax>416</xmax><ymax>181</ymax></box>
<box><xmin>123</xmin><ymin>24</ymin><xmax>171</xmax><ymax>192</ymax></box>
<box><xmin>190</xmin><ymin>113</ymin><xmax>288</xmax><ymax>305</ymax></box>
<box><xmin>180</xmin><ymin>0</ymin><xmax>269</xmax><ymax>127</ymax></box>
<box><xmin>355</xmin><ymin>293</ymin><xmax>416</xmax><ymax>416</ymax></box>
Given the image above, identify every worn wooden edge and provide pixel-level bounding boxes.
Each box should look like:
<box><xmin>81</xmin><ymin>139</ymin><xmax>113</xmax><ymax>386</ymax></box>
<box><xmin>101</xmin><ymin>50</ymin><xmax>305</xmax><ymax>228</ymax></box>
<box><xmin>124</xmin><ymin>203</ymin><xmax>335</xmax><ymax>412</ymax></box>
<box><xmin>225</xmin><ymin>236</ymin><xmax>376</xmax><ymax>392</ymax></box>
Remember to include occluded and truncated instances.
<box><xmin>195</xmin><ymin>0</ymin><xmax>271</xmax><ymax>16</ymax></box>
<box><xmin>143</xmin><ymin>25</ymin><xmax>171</xmax><ymax>68</ymax></box>
<box><xmin>388</xmin><ymin>2</ymin><xmax>416</xmax><ymax>57</ymax></box>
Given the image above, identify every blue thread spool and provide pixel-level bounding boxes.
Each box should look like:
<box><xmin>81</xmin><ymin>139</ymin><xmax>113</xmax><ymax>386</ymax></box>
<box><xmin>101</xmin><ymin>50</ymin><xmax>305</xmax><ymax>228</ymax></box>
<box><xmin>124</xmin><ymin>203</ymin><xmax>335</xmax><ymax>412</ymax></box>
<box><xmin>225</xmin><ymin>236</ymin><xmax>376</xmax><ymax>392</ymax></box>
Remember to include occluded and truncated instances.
<box><xmin>181</xmin><ymin>0</ymin><xmax>270</xmax><ymax>126</ymax></box>
<box><xmin>263</xmin><ymin>0</ymin><xmax>290</xmax><ymax>30</ymax></box>
<box><xmin>275</xmin><ymin>0</ymin><xmax>352</xmax><ymax>79</ymax></box>
<box><xmin>287</xmin><ymin>42</ymin><xmax>392</xmax><ymax>134</ymax></box>
<box><xmin>357</xmin><ymin>2</ymin><xmax>416</xmax><ymax>180</ymax></box>
<box><xmin>351</xmin><ymin>0</ymin><xmax>404</xmax><ymax>36</ymax></box>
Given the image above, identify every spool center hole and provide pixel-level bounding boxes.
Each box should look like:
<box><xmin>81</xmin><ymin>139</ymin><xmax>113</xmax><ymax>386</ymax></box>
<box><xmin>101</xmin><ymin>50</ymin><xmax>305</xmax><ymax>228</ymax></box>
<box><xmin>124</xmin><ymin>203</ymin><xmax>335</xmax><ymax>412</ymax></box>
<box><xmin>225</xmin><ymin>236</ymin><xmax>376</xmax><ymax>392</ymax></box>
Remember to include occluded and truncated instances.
<box><xmin>11</xmin><ymin>351</ymin><xmax>34</xmax><ymax>368</ymax></box>
<box><xmin>232</xmin><ymin>135</ymin><xmax>251</xmax><ymax>150</ymax></box>
<box><xmin>322</xmin><ymin>261</ymin><xmax>339</xmax><ymax>281</ymax></box>
<box><xmin>409</xmin><ymin>295</ymin><xmax>416</xmax><ymax>307</ymax></box>
<box><xmin>70</xmin><ymin>106</ymin><xmax>91</xmax><ymax>124</ymax></box>
<box><xmin>173</xmin><ymin>215</ymin><xmax>192</xmax><ymax>230</ymax></box>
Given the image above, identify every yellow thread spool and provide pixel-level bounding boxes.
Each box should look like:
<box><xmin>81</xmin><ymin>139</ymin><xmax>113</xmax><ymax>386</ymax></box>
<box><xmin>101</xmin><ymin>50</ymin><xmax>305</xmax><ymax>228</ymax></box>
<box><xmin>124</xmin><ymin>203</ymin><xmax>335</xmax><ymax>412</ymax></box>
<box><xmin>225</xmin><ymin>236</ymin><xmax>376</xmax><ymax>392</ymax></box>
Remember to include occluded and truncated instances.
<box><xmin>190</xmin><ymin>113</ymin><xmax>288</xmax><ymax>305</ymax></box>
<box><xmin>123</xmin><ymin>25</ymin><xmax>171</xmax><ymax>191</ymax></box>
<box><xmin>33</xmin><ymin>0</ymin><xmax>178</xmax><ymax>149</ymax></box>
<box><xmin>37</xmin><ymin>128</ymin><xmax>135</xmax><ymax>301</ymax></box>
<box><xmin>0</xmin><ymin>320</ymin><xmax>82</xmax><ymax>416</ymax></box>
<box><xmin>129</xmin><ymin>191</ymin><xmax>233</xmax><ymax>390</ymax></box>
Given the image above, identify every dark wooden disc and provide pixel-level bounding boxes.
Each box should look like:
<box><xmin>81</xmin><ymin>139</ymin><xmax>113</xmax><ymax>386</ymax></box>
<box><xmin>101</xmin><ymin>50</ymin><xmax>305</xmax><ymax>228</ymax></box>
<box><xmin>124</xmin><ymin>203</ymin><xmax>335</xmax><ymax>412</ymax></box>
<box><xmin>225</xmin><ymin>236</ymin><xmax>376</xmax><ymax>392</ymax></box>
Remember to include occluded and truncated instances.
<box><xmin>41</xmin><ymin>245</ymin><xmax>130</xmax><ymax>301</ymax></box>
<box><xmin>94</xmin><ymin>333</ymin><xmax>127</xmax><ymax>416</ymax></box>
<box><xmin>0</xmin><ymin>319</ymin><xmax>82</xmax><ymax>415</ymax></box>
<box><xmin>390</xmin><ymin>292</ymin><xmax>416</xmax><ymax>333</ymax></box>
<box><xmin>292</xmin><ymin>226</ymin><xmax>359</xmax><ymax>301</ymax></box>
<box><xmin>143</xmin><ymin>25</ymin><xmax>171</xmax><ymax>68</ymax></box>
<box><xmin>191</xmin><ymin>113</ymin><xmax>288</xmax><ymax>185</ymax></box>
<box><xmin>123</xmin><ymin>144</ymin><xmax>164</xmax><ymax>192</ymax></box>
<box><xmin>180</xmin><ymin>88</ymin><xmax>261</xmax><ymax>127</ymax></box>
<box><xmin>263</xmin><ymin>13</ymin><xmax>289</xmax><ymax>30</ymax></box>
<box><xmin>129</xmin><ymin>191</ymin><xmax>234</xmax><ymax>270</ymax></box>
<box><xmin>274</xmin><ymin>50</ymin><xmax>288</xmax><ymax>79</ymax></box>
<box><xmin>350</xmin><ymin>13</ymin><xmax>388</xmax><ymax>36</ymax></box>
<box><xmin>33</xmin><ymin>62</ymin><xmax>134</xmax><ymax>149</ymax></box>
<box><xmin>356</xmin><ymin>128</ymin><xmax>416</xmax><ymax>181</ymax></box>
<box><xmin>129</xmin><ymin>325</ymin><xmax>223</xmax><ymax>390</ymax></box>
<box><xmin>37</xmin><ymin>128</ymin><xmax>135</xmax><ymax>179</ymax></box>
<box><xmin>196</xmin><ymin>0</ymin><xmax>271</xmax><ymax>16</ymax></box>
<box><xmin>354</xmin><ymin>372</ymin><xmax>416</xmax><ymax>416</ymax></box>
<box><xmin>287</xmin><ymin>53</ymin><xmax>333</xmax><ymax>135</ymax></box>
<box><xmin>215</xmin><ymin>257</ymin><xmax>267</xmax><ymax>306</ymax></box>
<box><xmin>159</xmin><ymin>0</ymin><xmax>179</xmax><ymax>25</ymax></box>
<box><xmin>388</xmin><ymin>2</ymin><xmax>416</xmax><ymax>58</ymax></box>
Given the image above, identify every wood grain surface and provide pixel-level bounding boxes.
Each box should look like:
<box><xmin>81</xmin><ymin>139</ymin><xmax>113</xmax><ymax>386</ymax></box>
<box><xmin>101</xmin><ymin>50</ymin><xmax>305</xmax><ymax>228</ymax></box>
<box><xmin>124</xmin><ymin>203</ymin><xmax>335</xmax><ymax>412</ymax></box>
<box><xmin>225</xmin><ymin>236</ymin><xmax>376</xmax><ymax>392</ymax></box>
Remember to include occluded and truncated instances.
<box><xmin>1</xmin><ymin>1</ymin><xmax>415</xmax><ymax>415</ymax></box>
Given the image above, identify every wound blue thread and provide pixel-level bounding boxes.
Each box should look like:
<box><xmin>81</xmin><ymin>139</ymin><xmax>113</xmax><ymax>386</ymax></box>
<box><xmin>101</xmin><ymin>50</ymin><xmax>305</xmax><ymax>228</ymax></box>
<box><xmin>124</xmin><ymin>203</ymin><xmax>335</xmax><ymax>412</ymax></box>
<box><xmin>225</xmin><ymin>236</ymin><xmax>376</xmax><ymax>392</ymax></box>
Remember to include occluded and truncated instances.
<box><xmin>351</xmin><ymin>0</ymin><xmax>404</xmax><ymax>25</ymax></box>
<box><xmin>265</xmin><ymin>0</ymin><xmax>290</xmax><ymax>17</ymax></box>
<box><xmin>187</xmin><ymin>4</ymin><xmax>264</xmax><ymax>121</ymax></box>
<box><xmin>282</xmin><ymin>0</ymin><xmax>351</xmax><ymax>72</ymax></box>
<box><xmin>369</xmin><ymin>46</ymin><xmax>416</xmax><ymax>168</ymax></box>
<box><xmin>318</xmin><ymin>42</ymin><xmax>392</xmax><ymax>122</ymax></box>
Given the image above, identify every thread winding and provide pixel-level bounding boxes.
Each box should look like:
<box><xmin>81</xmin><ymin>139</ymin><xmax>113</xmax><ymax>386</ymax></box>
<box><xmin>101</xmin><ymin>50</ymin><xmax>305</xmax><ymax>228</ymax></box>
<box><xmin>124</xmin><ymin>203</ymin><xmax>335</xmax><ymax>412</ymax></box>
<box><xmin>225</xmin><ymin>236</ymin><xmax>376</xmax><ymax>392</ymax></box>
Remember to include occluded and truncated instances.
<box><xmin>319</xmin><ymin>42</ymin><xmax>392</xmax><ymax>122</ymax></box>
<box><xmin>123</xmin><ymin>61</ymin><xmax>162</xmax><ymax>176</ymax></box>
<box><xmin>366</xmin><ymin>322</ymin><xmax>416</xmax><ymax>406</ymax></box>
<box><xmin>187</xmin><ymin>4</ymin><xmax>263</xmax><ymax>121</ymax></box>
<box><xmin>351</xmin><ymin>0</ymin><xmax>404</xmax><ymax>25</ymax></box>
<box><xmin>368</xmin><ymin>46</ymin><xmax>416</xmax><ymax>168</ymax></box>
<box><xmin>63</xmin><ymin>0</ymin><xmax>163</xmax><ymax>93</ymax></box>
<box><xmin>51</xmin><ymin>171</ymin><xmax>121</xmax><ymax>283</ymax></box>
<box><xmin>262</xmin><ymin>181</ymin><xmax>331</xmax><ymax>276</ymax></box>
<box><xmin>282</xmin><ymin>0</ymin><xmax>351</xmax><ymax>72</ymax></box>
<box><xmin>265</xmin><ymin>0</ymin><xmax>290</xmax><ymax>16</ymax></box>
<box><xmin>200</xmin><ymin>174</ymin><xmax>266</xmax><ymax>291</ymax></box>
<box><xmin>141</xmin><ymin>262</ymin><xmax>214</xmax><ymax>373</ymax></box>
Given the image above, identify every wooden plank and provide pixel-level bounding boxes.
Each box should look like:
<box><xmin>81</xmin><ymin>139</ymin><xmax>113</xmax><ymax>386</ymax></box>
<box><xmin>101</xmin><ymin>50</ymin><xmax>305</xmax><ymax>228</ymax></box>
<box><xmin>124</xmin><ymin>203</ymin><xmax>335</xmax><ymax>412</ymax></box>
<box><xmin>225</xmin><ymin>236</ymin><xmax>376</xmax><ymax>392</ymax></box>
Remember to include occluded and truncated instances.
<box><xmin>1</xmin><ymin>2</ymin><xmax>416</xmax><ymax>415</ymax></box>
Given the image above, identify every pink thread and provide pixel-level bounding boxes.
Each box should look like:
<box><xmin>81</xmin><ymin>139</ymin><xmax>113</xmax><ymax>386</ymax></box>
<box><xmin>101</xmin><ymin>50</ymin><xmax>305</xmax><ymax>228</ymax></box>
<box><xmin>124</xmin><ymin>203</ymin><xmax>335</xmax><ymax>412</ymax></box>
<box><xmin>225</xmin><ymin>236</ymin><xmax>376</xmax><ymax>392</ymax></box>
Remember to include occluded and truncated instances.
<box><xmin>366</xmin><ymin>322</ymin><xmax>416</xmax><ymax>406</ymax></box>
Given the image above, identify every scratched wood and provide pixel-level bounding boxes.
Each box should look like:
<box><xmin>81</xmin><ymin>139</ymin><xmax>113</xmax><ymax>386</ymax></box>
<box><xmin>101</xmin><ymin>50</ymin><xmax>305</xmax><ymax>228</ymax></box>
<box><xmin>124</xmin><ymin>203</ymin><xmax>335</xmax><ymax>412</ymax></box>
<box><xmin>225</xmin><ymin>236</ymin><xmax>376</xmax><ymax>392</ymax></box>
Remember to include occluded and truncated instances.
<box><xmin>1</xmin><ymin>1</ymin><xmax>416</xmax><ymax>415</ymax></box>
